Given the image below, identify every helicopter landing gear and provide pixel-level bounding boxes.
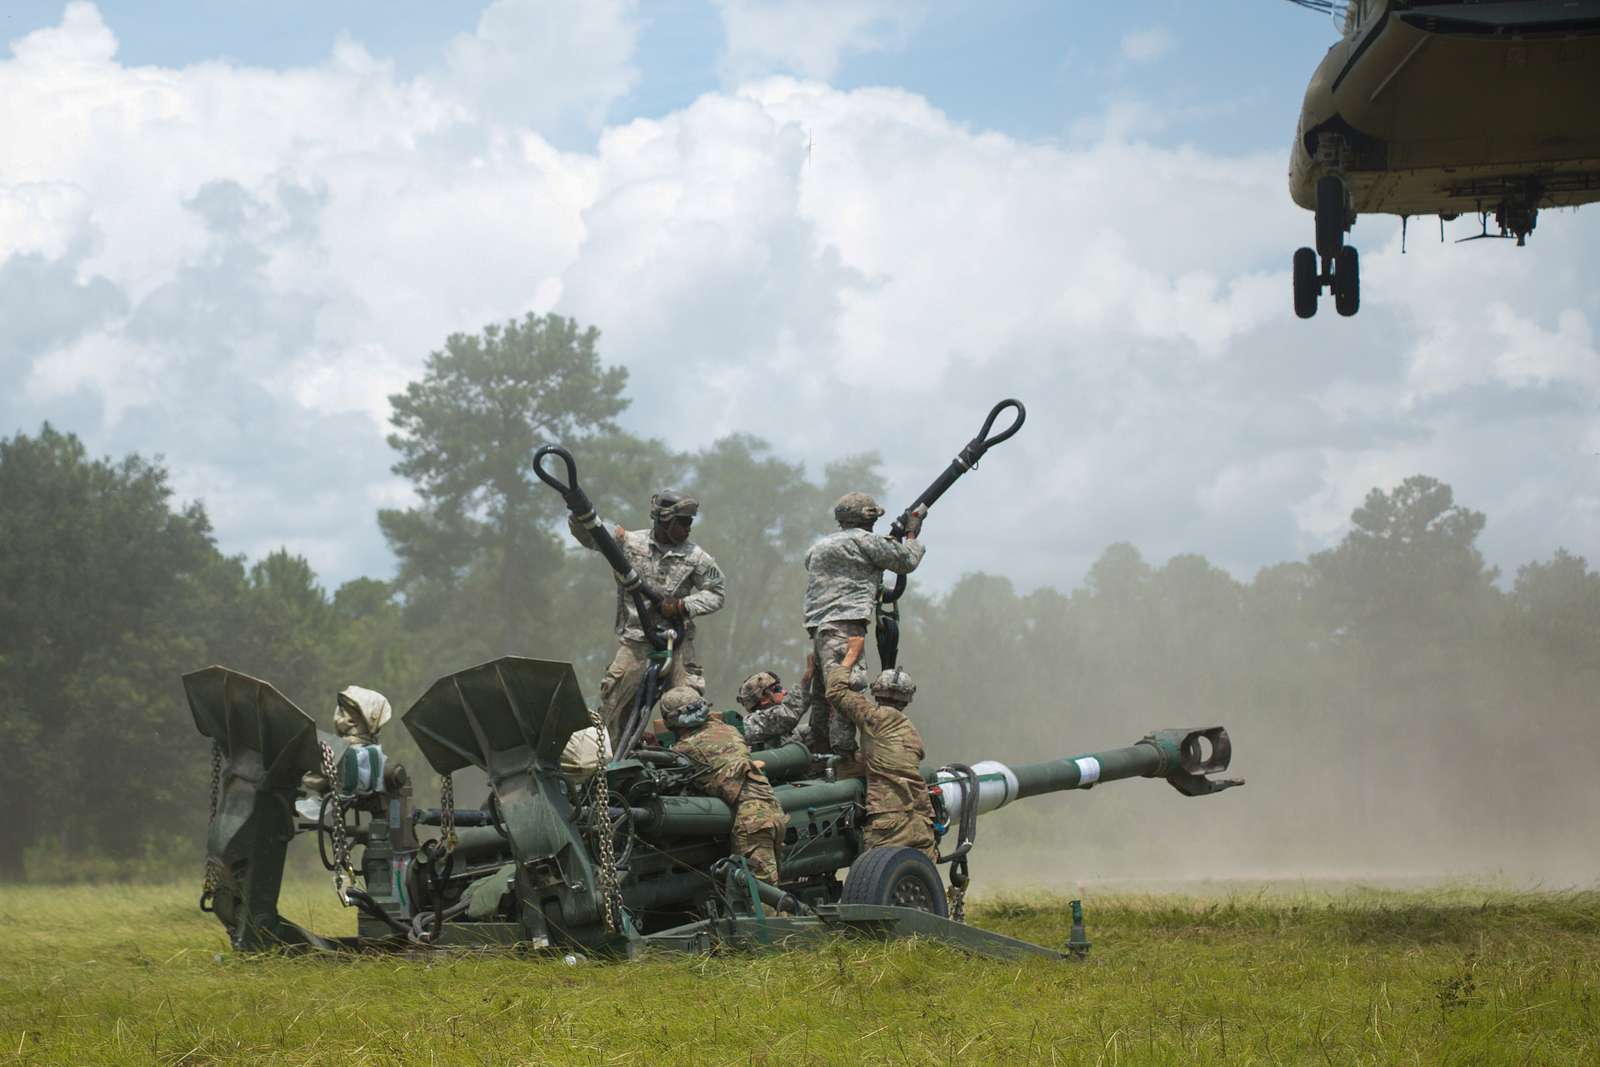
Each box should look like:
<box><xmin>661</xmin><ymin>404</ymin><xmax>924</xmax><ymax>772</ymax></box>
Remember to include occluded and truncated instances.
<box><xmin>1315</xmin><ymin>174</ymin><xmax>1346</xmax><ymax>259</ymax></box>
<box><xmin>1293</xmin><ymin>247</ymin><xmax>1318</xmax><ymax>319</ymax></box>
<box><xmin>1333</xmin><ymin>246</ymin><xmax>1359</xmax><ymax>317</ymax></box>
<box><xmin>1293</xmin><ymin>174</ymin><xmax>1359</xmax><ymax>319</ymax></box>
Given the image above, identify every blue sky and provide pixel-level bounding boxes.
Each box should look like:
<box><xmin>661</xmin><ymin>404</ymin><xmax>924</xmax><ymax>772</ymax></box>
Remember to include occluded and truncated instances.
<box><xmin>3</xmin><ymin>1</ymin><xmax>1596</xmax><ymax>594</ymax></box>
<box><xmin>3</xmin><ymin>0</ymin><xmax>1339</xmax><ymax>153</ymax></box>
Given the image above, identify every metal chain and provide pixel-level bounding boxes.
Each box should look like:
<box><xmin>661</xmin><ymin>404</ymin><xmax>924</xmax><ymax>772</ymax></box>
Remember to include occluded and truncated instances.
<box><xmin>439</xmin><ymin>773</ymin><xmax>457</xmax><ymax>855</ymax></box>
<box><xmin>586</xmin><ymin>707</ymin><xmax>622</xmax><ymax>933</ymax></box>
<box><xmin>207</xmin><ymin>740</ymin><xmax>222</xmax><ymax>820</ymax></box>
<box><xmin>320</xmin><ymin>742</ymin><xmax>356</xmax><ymax>904</ymax></box>
<box><xmin>948</xmin><ymin>856</ymin><xmax>971</xmax><ymax>924</ymax></box>
<box><xmin>200</xmin><ymin>741</ymin><xmax>224</xmax><ymax>904</ymax></box>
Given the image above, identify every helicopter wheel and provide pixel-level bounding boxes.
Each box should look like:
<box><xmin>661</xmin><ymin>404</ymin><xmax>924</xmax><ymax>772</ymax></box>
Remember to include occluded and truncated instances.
<box><xmin>1333</xmin><ymin>245</ymin><xmax>1359</xmax><ymax>317</ymax></box>
<box><xmin>1292</xmin><ymin>247</ymin><xmax>1318</xmax><ymax>319</ymax></box>
<box><xmin>1315</xmin><ymin>174</ymin><xmax>1346</xmax><ymax>259</ymax></box>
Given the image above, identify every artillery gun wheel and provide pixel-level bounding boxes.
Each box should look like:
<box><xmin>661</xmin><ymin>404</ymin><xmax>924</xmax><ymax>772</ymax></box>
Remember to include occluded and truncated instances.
<box><xmin>841</xmin><ymin>846</ymin><xmax>948</xmax><ymax>917</ymax></box>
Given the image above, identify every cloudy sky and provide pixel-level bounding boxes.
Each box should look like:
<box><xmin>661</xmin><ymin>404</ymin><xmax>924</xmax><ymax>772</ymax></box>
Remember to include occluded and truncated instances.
<box><xmin>3</xmin><ymin>0</ymin><xmax>1597</xmax><ymax>594</ymax></box>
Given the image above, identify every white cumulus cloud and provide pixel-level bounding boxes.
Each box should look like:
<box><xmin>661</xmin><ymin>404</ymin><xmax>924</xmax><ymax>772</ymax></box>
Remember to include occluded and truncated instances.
<box><xmin>3</xmin><ymin>2</ymin><xmax>1598</xmax><ymax>594</ymax></box>
<box><xmin>1120</xmin><ymin>25</ymin><xmax>1175</xmax><ymax>64</ymax></box>
<box><xmin>713</xmin><ymin>0</ymin><xmax>926</xmax><ymax>82</ymax></box>
<box><xmin>433</xmin><ymin>0</ymin><xmax>641</xmax><ymax>133</ymax></box>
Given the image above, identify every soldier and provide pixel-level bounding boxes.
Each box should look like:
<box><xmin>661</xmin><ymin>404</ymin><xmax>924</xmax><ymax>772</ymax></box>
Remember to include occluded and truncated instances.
<box><xmin>299</xmin><ymin>685</ymin><xmax>395</xmax><ymax>808</ymax></box>
<box><xmin>823</xmin><ymin>662</ymin><xmax>937</xmax><ymax>860</ymax></box>
<box><xmin>660</xmin><ymin>686</ymin><xmax>787</xmax><ymax>885</ymax></box>
<box><xmin>734</xmin><ymin>669</ymin><xmax>815</xmax><ymax>750</ymax></box>
<box><xmin>570</xmin><ymin>489</ymin><xmax>726</xmax><ymax>743</ymax></box>
<box><xmin>332</xmin><ymin>685</ymin><xmax>391</xmax><ymax>745</ymax></box>
<box><xmin>801</xmin><ymin>492</ymin><xmax>925</xmax><ymax>761</ymax></box>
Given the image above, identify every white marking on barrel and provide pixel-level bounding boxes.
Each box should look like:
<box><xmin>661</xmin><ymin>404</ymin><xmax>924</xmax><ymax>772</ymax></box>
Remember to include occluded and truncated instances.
<box><xmin>1074</xmin><ymin>756</ymin><xmax>1101</xmax><ymax>786</ymax></box>
<box><xmin>934</xmin><ymin>760</ymin><xmax>1017</xmax><ymax>820</ymax></box>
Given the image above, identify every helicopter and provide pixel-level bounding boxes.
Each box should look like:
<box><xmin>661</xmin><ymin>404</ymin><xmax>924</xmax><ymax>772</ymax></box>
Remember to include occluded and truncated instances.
<box><xmin>1282</xmin><ymin>0</ymin><xmax>1600</xmax><ymax>318</ymax></box>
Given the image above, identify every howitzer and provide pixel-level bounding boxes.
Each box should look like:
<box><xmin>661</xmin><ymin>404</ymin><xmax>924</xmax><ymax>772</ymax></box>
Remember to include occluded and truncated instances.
<box><xmin>190</xmin><ymin>656</ymin><xmax>1242</xmax><ymax>961</ymax></box>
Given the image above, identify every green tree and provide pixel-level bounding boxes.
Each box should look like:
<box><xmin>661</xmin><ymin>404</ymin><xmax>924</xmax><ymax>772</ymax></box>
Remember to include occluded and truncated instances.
<box><xmin>0</xmin><ymin>425</ymin><xmax>215</xmax><ymax>877</ymax></box>
<box><xmin>1510</xmin><ymin>549</ymin><xmax>1600</xmax><ymax>673</ymax></box>
<box><xmin>382</xmin><ymin>314</ymin><xmax>630</xmax><ymax>657</ymax></box>
<box><xmin>1310</xmin><ymin>475</ymin><xmax>1498</xmax><ymax>642</ymax></box>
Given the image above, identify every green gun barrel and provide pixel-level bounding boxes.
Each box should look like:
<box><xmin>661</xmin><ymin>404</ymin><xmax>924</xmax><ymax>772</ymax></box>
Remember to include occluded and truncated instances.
<box><xmin>931</xmin><ymin>727</ymin><xmax>1243</xmax><ymax>826</ymax></box>
<box><xmin>634</xmin><ymin>727</ymin><xmax>1241</xmax><ymax>839</ymax></box>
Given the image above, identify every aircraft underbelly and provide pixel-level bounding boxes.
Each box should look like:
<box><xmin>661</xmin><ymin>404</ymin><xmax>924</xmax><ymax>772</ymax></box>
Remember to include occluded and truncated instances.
<box><xmin>1352</xmin><ymin>160</ymin><xmax>1600</xmax><ymax>216</ymax></box>
<box><xmin>1290</xmin><ymin>4</ymin><xmax>1600</xmax><ymax>216</ymax></box>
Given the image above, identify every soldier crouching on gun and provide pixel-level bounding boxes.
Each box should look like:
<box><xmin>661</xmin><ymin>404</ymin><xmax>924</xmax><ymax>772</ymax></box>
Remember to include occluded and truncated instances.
<box><xmin>569</xmin><ymin>489</ymin><xmax>726</xmax><ymax>743</ymax></box>
<box><xmin>823</xmin><ymin>662</ymin><xmax>937</xmax><ymax>861</ymax></box>
<box><xmin>735</xmin><ymin>670</ymin><xmax>818</xmax><ymax>750</ymax></box>
<box><xmin>802</xmin><ymin>492</ymin><xmax>926</xmax><ymax>766</ymax></box>
<box><xmin>661</xmin><ymin>686</ymin><xmax>787</xmax><ymax>885</ymax></box>
<box><xmin>299</xmin><ymin>686</ymin><xmax>399</xmax><ymax>802</ymax></box>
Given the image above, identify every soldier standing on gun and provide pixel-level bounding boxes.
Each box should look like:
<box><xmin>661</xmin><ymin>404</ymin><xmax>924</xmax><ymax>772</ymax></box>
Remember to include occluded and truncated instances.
<box><xmin>660</xmin><ymin>686</ymin><xmax>787</xmax><ymax>884</ymax></box>
<box><xmin>569</xmin><ymin>489</ymin><xmax>725</xmax><ymax>743</ymax></box>
<box><xmin>801</xmin><ymin>492</ymin><xmax>925</xmax><ymax>766</ymax></box>
<box><xmin>823</xmin><ymin>662</ymin><xmax>937</xmax><ymax>860</ymax></box>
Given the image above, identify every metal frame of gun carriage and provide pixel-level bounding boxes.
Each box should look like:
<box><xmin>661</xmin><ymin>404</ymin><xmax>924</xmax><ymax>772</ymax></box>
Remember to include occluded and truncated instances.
<box><xmin>190</xmin><ymin>399</ymin><xmax>1243</xmax><ymax>961</ymax></box>
<box><xmin>190</xmin><ymin>656</ymin><xmax>1242</xmax><ymax>962</ymax></box>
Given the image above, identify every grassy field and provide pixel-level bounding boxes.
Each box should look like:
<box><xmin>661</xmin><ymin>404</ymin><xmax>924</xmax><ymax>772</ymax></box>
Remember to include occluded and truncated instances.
<box><xmin>2</xmin><ymin>882</ymin><xmax>1597</xmax><ymax>1065</ymax></box>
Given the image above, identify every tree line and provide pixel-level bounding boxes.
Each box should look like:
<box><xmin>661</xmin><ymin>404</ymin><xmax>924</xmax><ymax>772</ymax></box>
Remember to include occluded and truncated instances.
<box><xmin>3</xmin><ymin>313</ymin><xmax>1597</xmax><ymax>881</ymax></box>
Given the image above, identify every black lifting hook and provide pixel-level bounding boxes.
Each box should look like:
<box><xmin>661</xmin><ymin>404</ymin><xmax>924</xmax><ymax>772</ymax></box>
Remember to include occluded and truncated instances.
<box><xmin>875</xmin><ymin>399</ymin><xmax>1026</xmax><ymax>669</ymax></box>
<box><xmin>534</xmin><ymin>442</ymin><xmax>672</xmax><ymax>650</ymax></box>
<box><xmin>534</xmin><ymin>444</ymin><xmax>587</xmax><ymax>511</ymax></box>
<box><xmin>967</xmin><ymin>397</ymin><xmax>1027</xmax><ymax>456</ymax></box>
<box><xmin>881</xmin><ymin>398</ymin><xmax>1026</xmax><ymax>604</ymax></box>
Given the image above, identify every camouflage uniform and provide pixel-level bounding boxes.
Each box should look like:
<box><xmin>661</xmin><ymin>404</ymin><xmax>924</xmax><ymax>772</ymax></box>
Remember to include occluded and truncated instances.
<box><xmin>570</xmin><ymin>514</ymin><xmax>725</xmax><ymax>741</ymax></box>
<box><xmin>672</xmin><ymin>718</ymin><xmax>787</xmax><ymax>883</ymax></box>
<box><xmin>823</xmin><ymin>664</ymin><xmax>936</xmax><ymax>860</ymax></box>
<box><xmin>300</xmin><ymin>685</ymin><xmax>392</xmax><ymax>798</ymax></box>
<box><xmin>802</xmin><ymin>528</ymin><xmax>925</xmax><ymax>756</ymax></box>
<box><xmin>736</xmin><ymin>672</ymin><xmax>816</xmax><ymax>750</ymax></box>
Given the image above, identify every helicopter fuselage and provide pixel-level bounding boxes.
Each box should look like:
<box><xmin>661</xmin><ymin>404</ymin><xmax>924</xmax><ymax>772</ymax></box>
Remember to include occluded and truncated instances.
<box><xmin>1284</xmin><ymin>0</ymin><xmax>1600</xmax><ymax>318</ymax></box>
<box><xmin>1289</xmin><ymin>0</ymin><xmax>1600</xmax><ymax>220</ymax></box>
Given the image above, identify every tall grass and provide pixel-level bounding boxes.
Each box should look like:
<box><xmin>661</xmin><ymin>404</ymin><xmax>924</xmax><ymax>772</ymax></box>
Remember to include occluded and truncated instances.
<box><xmin>3</xmin><ymin>884</ymin><xmax>1597</xmax><ymax>1064</ymax></box>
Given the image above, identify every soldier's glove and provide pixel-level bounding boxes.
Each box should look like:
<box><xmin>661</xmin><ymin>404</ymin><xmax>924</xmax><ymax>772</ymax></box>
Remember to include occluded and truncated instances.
<box><xmin>902</xmin><ymin>504</ymin><xmax>927</xmax><ymax>538</ymax></box>
<box><xmin>660</xmin><ymin>597</ymin><xmax>688</xmax><ymax>619</ymax></box>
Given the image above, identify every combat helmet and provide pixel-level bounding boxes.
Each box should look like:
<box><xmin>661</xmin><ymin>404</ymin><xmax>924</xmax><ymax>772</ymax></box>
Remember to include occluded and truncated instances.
<box><xmin>833</xmin><ymin>491</ymin><xmax>885</xmax><ymax>529</ymax></box>
<box><xmin>871</xmin><ymin>667</ymin><xmax>916</xmax><ymax>706</ymax></box>
<box><xmin>650</xmin><ymin>489</ymin><xmax>700</xmax><ymax>523</ymax></box>
<box><xmin>334</xmin><ymin>685</ymin><xmax>392</xmax><ymax>740</ymax></box>
<box><xmin>659</xmin><ymin>685</ymin><xmax>712</xmax><ymax>729</ymax></box>
<box><xmin>736</xmin><ymin>671</ymin><xmax>782</xmax><ymax>712</ymax></box>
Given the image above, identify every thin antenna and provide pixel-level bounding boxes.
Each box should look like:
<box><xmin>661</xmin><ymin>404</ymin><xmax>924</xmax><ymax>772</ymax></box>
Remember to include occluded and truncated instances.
<box><xmin>1282</xmin><ymin>0</ymin><xmax>1352</xmax><ymax>33</ymax></box>
<box><xmin>1401</xmin><ymin>215</ymin><xmax>1408</xmax><ymax>254</ymax></box>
